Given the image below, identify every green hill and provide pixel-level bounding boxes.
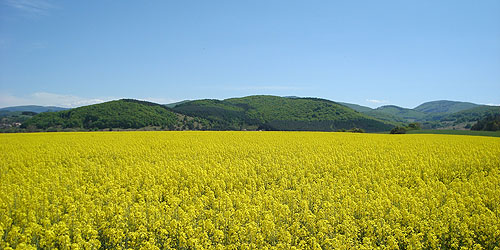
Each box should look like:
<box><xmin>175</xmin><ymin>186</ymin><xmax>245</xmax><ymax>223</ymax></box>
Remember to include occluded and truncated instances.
<box><xmin>363</xmin><ymin>110</ymin><xmax>407</xmax><ymax>124</ymax></box>
<box><xmin>338</xmin><ymin>101</ymin><xmax>489</xmax><ymax>127</ymax></box>
<box><xmin>337</xmin><ymin>102</ymin><xmax>373</xmax><ymax>113</ymax></box>
<box><xmin>440</xmin><ymin>105</ymin><xmax>500</xmax><ymax>123</ymax></box>
<box><xmin>374</xmin><ymin>105</ymin><xmax>427</xmax><ymax>121</ymax></box>
<box><xmin>21</xmin><ymin>99</ymin><xmax>206</xmax><ymax>130</ymax></box>
<box><xmin>19</xmin><ymin>96</ymin><xmax>396</xmax><ymax>132</ymax></box>
<box><xmin>0</xmin><ymin>105</ymin><xmax>68</xmax><ymax>113</ymax></box>
<box><xmin>414</xmin><ymin>100</ymin><xmax>479</xmax><ymax>114</ymax></box>
<box><xmin>471</xmin><ymin>113</ymin><xmax>500</xmax><ymax>131</ymax></box>
<box><xmin>15</xmin><ymin>96</ymin><xmax>495</xmax><ymax>133</ymax></box>
<box><xmin>164</xmin><ymin>100</ymin><xmax>191</xmax><ymax>108</ymax></box>
<box><xmin>1</xmin><ymin>111</ymin><xmax>37</xmax><ymax>131</ymax></box>
<box><xmin>337</xmin><ymin>103</ymin><xmax>413</xmax><ymax>124</ymax></box>
<box><xmin>173</xmin><ymin>95</ymin><xmax>395</xmax><ymax>132</ymax></box>
<box><xmin>421</xmin><ymin>105</ymin><xmax>500</xmax><ymax>129</ymax></box>
<box><xmin>0</xmin><ymin>106</ymin><xmax>58</xmax><ymax>130</ymax></box>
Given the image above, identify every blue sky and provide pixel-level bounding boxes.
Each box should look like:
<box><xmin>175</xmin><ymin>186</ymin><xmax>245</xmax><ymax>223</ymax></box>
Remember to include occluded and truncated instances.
<box><xmin>1</xmin><ymin>0</ymin><xmax>499</xmax><ymax>108</ymax></box>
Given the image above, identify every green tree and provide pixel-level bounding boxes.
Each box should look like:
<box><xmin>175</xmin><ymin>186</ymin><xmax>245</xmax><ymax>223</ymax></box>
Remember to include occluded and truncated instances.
<box><xmin>390</xmin><ymin>126</ymin><xmax>407</xmax><ymax>134</ymax></box>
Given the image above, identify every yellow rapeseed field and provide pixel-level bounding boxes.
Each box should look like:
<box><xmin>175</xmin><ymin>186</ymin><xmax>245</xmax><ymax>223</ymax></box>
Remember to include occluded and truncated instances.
<box><xmin>1</xmin><ymin>131</ymin><xmax>499</xmax><ymax>249</ymax></box>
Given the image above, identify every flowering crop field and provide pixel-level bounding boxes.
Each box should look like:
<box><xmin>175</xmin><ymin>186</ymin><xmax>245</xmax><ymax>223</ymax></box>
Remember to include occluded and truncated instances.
<box><xmin>1</xmin><ymin>132</ymin><xmax>499</xmax><ymax>249</ymax></box>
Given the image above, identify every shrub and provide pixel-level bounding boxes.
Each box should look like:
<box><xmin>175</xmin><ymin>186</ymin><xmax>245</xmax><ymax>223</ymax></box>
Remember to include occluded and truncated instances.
<box><xmin>347</xmin><ymin>128</ymin><xmax>365</xmax><ymax>133</ymax></box>
<box><xmin>390</xmin><ymin>126</ymin><xmax>407</xmax><ymax>134</ymax></box>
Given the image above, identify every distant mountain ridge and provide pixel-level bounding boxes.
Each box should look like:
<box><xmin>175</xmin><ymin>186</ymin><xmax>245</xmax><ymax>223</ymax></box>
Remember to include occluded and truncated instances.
<box><xmin>18</xmin><ymin>96</ymin><xmax>395</xmax><ymax>132</ymax></box>
<box><xmin>338</xmin><ymin>100</ymin><xmax>499</xmax><ymax>129</ymax></box>
<box><xmin>4</xmin><ymin>97</ymin><xmax>499</xmax><ymax>132</ymax></box>
<box><xmin>374</xmin><ymin>105</ymin><xmax>427</xmax><ymax>121</ymax></box>
<box><xmin>0</xmin><ymin>106</ymin><xmax>70</xmax><ymax>129</ymax></box>
<box><xmin>0</xmin><ymin>105</ymin><xmax>68</xmax><ymax>113</ymax></box>
<box><xmin>414</xmin><ymin>100</ymin><xmax>479</xmax><ymax>114</ymax></box>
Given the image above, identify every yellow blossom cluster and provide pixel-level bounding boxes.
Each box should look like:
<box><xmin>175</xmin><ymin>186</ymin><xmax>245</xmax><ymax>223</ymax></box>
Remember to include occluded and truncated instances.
<box><xmin>1</xmin><ymin>131</ymin><xmax>499</xmax><ymax>249</ymax></box>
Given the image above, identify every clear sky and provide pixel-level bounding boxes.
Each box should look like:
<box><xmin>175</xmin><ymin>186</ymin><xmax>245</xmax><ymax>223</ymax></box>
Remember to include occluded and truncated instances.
<box><xmin>1</xmin><ymin>0</ymin><xmax>499</xmax><ymax>108</ymax></box>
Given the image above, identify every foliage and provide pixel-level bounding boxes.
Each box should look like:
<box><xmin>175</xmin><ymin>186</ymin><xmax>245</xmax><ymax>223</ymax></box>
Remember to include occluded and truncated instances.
<box><xmin>172</xmin><ymin>99</ymin><xmax>250</xmax><ymax>130</ymax></box>
<box><xmin>337</xmin><ymin>128</ymin><xmax>365</xmax><ymax>133</ymax></box>
<box><xmin>390</xmin><ymin>123</ymin><xmax>421</xmax><ymax>134</ymax></box>
<box><xmin>1</xmin><ymin>132</ymin><xmax>499</xmax><ymax>249</ymax></box>
<box><xmin>471</xmin><ymin>114</ymin><xmax>500</xmax><ymax>131</ymax></box>
<box><xmin>0</xmin><ymin>111</ymin><xmax>36</xmax><ymax>130</ymax></box>
<box><xmin>347</xmin><ymin>127</ymin><xmax>365</xmax><ymax>133</ymax></box>
<box><xmin>163</xmin><ymin>100</ymin><xmax>191</xmax><ymax>108</ymax></box>
<box><xmin>426</xmin><ymin>105</ymin><xmax>500</xmax><ymax>123</ymax></box>
<box><xmin>339</xmin><ymin>101</ymin><xmax>498</xmax><ymax>130</ymax></box>
<box><xmin>173</xmin><ymin>95</ymin><xmax>395</xmax><ymax>132</ymax></box>
<box><xmin>364</xmin><ymin>110</ymin><xmax>407</xmax><ymax>124</ymax></box>
<box><xmin>21</xmin><ymin>99</ymin><xmax>187</xmax><ymax>130</ymax></box>
<box><xmin>374</xmin><ymin>105</ymin><xmax>427</xmax><ymax>121</ymax></box>
<box><xmin>21</xmin><ymin>111</ymin><xmax>38</xmax><ymax>116</ymax></box>
<box><xmin>390</xmin><ymin>126</ymin><xmax>407</xmax><ymax>134</ymax></box>
<box><xmin>416</xmin><ymin>106</ymin><xmax>500</xmax><ymax>130</ymax></box>
<box><xmin>414</xmin><ymin>100</ymin><xmax>478</xmax><ymax>114</ymax></box>
<box><xmin>14</xmin><ymin>97</ymin><xmax>500</xmax><ymax>133</ymax></box>
<box><xmin>407</xmin><ymin>122</ymin><xmax>421</xmax><ymax>130</ymax></box>
<box><xmin>337</xmin><ymin>102</ymin><xmax>373</xmax><ymax>113</ymax></box>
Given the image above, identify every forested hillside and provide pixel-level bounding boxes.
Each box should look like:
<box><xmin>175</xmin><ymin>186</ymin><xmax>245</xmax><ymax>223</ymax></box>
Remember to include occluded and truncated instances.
<box><xmin>173</xmin><ymin>96</ymin><xmax>396</xmax><ymax>132</ymax></box>
<box><xmin>414</xmin><ymin>100</ymin><xmax>478</xmax><ymax>114</ymax></box>
<box><xmin>374</xmin><ymin>105</ymin><xmax>427</xmax><ymax>121</ymax></box>
<box><xmin>422</xmin><ymin>105</ymin><xmax>500</xmax><ymax>129</ymax></box>
<box><xmin>10</xmin><ymin>96</ymin><xmax>500</xmax><ymax>132</ymax></box>
<box><xmin>19</xmin><ymin>97</ymin><xmax>394</xmax><ymax>132</ymax></box>
<box><xmin>471</xmin><ymin>114</ymin><xmax>500</xmax><ymax>131</ymax></box>
<box><xmin>0</xmin><ymin>106</ymin><xmax>67</xmax><ymax>131</ymax></box>
<box><xmin>21</xmin><ymin>99</ymin><xmax>207</xmax><ymax>130</ymax></box>
<box><xmin>339</xmin><ymin>100</ymin><xmax>500</xmax><ymax>129</ymax></box>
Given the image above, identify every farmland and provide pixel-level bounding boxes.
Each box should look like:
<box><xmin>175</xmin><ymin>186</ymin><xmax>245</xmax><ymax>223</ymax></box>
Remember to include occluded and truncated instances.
<box><xmin>1</xmin><ymin>132</ymin><xmax>499</xmax><ymax>249</ymax></box>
